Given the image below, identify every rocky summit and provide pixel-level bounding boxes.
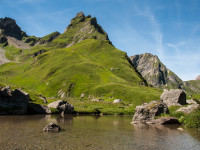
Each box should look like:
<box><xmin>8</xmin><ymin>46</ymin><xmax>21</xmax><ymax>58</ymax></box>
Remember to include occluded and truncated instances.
<box><xmin>49</xmin><ymin>12</ymin><xmax>111</xmax><ymax>48</ymax></box>
<box><xmin>130</xmin><ymin>53</ymin><xmax>184</xmax><ymax>89</ymax></box>
<box><xmin>196</xmin><ymin>75</ymin><xmax>200</xmax><ymax>80</ymax></box>
<box><xmin>0</xmin><ymin>17</ymin><xmax>27</xmax><ymax>40</ymax></box>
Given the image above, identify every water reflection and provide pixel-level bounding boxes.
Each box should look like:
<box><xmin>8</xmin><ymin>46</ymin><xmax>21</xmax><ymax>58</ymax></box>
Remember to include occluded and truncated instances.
<box><xmin>0</xmin><ymin>115</ymin><xmax>199</xmax><ymax>150</ymax></box>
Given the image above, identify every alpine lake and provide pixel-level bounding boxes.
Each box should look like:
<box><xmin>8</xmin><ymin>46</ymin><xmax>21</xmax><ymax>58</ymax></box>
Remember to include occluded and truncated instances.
<box><xmin>0</xmin><ymin>115</ymin><xmax>200</xmax><ymax>150</ymax></box>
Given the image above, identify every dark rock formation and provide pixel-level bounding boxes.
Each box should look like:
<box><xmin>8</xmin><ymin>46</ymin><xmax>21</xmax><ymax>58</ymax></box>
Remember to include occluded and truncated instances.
<box><xmin>28</xmin><ymin>103</ymin><xmax>51</xmax><ymax>114</ymax></box>
<box><xmin>153</xmin><ymin>117</ymin><xmax>180</xmax><ymax>125</ymax></box>
<box><xmin>0</xmin><ymin>86</ymin><xmax>30</xmax><ymax>115</ymax></box>
<box><xmin>160</xmin><ymin>89</ymin><xmax>186</xmax><ymax>107</ymax></box>
<box><xmin>30</xmin><ymin>49</ymin><xmax>47</xmax><ymax>57</ymax></box>
<box><xmin>37</xmin><ymin>31</ymin><xmax>60</xmax><ymax>45</ymax></box>
<box><xmin>130</xmin><ymin>53</ymin><xmax>184</xmax><ymax>89</ymax></box>
<box><xmin>43</xmin><ymin>122</ymin><xmax>62</xmax><ymax>132</ymax></box>
<box><xmin>0</xmin><ymin>17</ymin><xmax>27</xmax><ymax>40</ymax></box>
<box><xmin>132</xmin><ymin>100</ymin><xmax>168</xmax><ymax>124</ymax></box>
<box><xmin>47</xmin><ymin>100</ymin><xmax>74</xmax><ymax>114</ymax></box>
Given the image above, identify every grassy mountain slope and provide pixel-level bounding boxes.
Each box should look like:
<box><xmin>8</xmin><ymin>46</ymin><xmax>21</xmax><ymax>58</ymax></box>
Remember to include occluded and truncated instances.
<box><xmin>0</xmin><ymin>12</ymin><xmax>162</xmax><ymax>114</ymax></box>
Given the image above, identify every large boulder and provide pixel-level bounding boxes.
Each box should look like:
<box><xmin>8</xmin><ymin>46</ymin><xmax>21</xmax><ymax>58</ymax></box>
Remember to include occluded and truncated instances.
<box><xmin>28</xmin><ymin>103</ymin><xmax>51</xmax><ymax>114</ymax></box>
<box><xmin>132</xmin><ymin>100</ymin><xmax>168</xmax><ymax>124</ymax></box>
<box><xmin>176</xmin><ymin>100</ymin><xmax>199</xmax><ymax>114</ymax></box>
<box><xmin>47</xmin><ymin>100</ymin><xmax>74</xmax><ymax>114</ymax></box>
<box><xmin>153</xmin><ymin>117</ymin><xmax>180</xmax><ymax>125</ymax></box>
<box><xmin>0</xmin><ymin>86</ymin><xmax>30</xmax><ymax>115</ymax></box>
<box><xmin>43</xmin><ymin>122</ymin><xmax>62</xmax><ymax>132</ymax></box>
<box><xmin>160</xmin><ymin>89</ymin><xmax>186</xmax><ymax>107</ymax></box>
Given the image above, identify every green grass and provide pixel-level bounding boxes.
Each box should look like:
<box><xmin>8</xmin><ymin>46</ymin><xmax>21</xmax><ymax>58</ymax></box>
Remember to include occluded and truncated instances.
<box><xmin>0</xmin><ymin>39</ymin><xmax>162</xmax><ymax>112</ymax></box>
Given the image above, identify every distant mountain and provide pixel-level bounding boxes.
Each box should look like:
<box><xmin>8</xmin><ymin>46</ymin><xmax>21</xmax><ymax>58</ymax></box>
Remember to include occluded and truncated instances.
<box><xmin>130</xmin><ymin>53</ymin><xmax>185</xmax><ymax>89</ymax></box>
<box><xmin>0</xmin><ymin>12</ymin><xmax>161</xmax><ymax>106</ymax></box>
<box><xmin>196</xmin><ymin>75</ymin><xmax>200</xmax><ymax>80</ymax></box>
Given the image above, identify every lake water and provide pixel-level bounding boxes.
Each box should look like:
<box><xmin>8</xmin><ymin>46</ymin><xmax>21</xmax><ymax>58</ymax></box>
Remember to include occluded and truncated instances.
<box><xmin>0</xmin><ymin>115</ymin><xmax>200</xmax><ymax>150</ymax></box>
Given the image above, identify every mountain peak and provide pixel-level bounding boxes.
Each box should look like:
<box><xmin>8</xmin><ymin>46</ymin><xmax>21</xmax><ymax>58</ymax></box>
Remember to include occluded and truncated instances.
<box><xmin>130</xmin><ymin>53</ymin><xmax>184</xmax><ymax>89</ymax></box>
<box><xmin>50</xmin><ymin>12</ymin><xmax>111</xmax><ymax>48</ymax></box>
<box><xmin>196</xmin><ymin>75</ymin><xmax>200</xmax><ymax>80</ymax></box>
<box><xmin>0</xmin><ymin>17</ymin><xmax>27</xmax><ymax>40</ymax></box>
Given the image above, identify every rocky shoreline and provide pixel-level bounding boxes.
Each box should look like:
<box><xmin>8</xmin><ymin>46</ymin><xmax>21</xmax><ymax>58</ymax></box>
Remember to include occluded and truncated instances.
<box><xmin>132</xmin><ymin>89</ymin><xmax>199</xmax><ymax>125</ymax></box>
<box><xmin>0</xmin><ymin>86</ymin><xmax>74</xmax><ymax>115</ymax></box>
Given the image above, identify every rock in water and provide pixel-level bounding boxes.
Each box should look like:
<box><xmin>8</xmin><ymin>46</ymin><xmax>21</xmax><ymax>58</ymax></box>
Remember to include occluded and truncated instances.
<box><xmin>132</xmin><ymin>101</ymin><xmax>168</xmax><ymax>124</ymax></box>
<box><xmin>43</xmin><ymin>122</ymin><xmax>62</xmax><ymax>132</ymax></box>
<box><xmin>160</xmin><ymin>89</ymin><xmax>186</xmax><ymax>107</ymax></box>
<box><xmin>47</xmin><ymin>100</ymin><xmax>74</xmax><ymax>114</ymax></box>
<box><xmin>154</xmin><ymin>117</ymin><xmax>180</xmax><ymax>125</ymax></box>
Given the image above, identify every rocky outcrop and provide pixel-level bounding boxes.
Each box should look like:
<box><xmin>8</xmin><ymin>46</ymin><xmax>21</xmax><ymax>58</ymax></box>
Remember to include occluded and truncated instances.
<box><xmin>49</xmin><ymin>12</ymin><xmax>111</xmax><ymax>48</ymax></box>
<box><xmin>130</xmin><ymin>53</ymin><xmax>184</xmax><ymax>89</ymax></box>
<box><xmin>160</xmin><ymin>89</ymin><xmax>186</xmax><ymax>107</ymax></box>
<box><xmin>0</xmin><ymin>86</ymin><xmax>30</xmax><ymax>115</ymax></box>
<box><xmin>176</xmin><ymin>99</ymin><xmax>199</xmax><ymax>113</ymax></box>
<box><xmin>196</xmin><ymin>75</ymin><xmax>200</xmax><ymax>80</ymax></box>
<box><xmin>30</xmin><ymin>49</ymin><xmax>47</xmax><ymax>57</ymax></box>
<box><xmin>28</xmin><ymin>103</ymin><xmax>51</xmax><ymax>114</ymax></box>
<box><xmin>43</xmin><ymin>122</ymin><xmax>62</xmax><ymax>132</ymax></box>
<box><xmin>0</xmin><ymin>17</ymin><xmax>27</xmax><ymax>40</ymax></box>
<box><xmin>47</xmin><ymin>100</ymin><xmax>74</xmax><ymax>114</ymax></box>
<box><xmin>132</xmin><ymin>100</ymin><xmax>168</xmax><ymax>124</ymax></box>
<box><xmin>36</xmin><ymin>31</ymin><xmax>60</xmax><ymax>45</ymax></box>
<box><xmin>153</xmin><ymin>117</ymin><xmax>180</xmax><ymax>125</ymax></box>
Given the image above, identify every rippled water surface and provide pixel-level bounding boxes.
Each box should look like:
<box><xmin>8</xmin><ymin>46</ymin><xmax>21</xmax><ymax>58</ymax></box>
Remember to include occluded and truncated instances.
<box><xmin>0</xmin><ymin>115</ymin><xmax>200</xmax><ymax>150</ymax></box>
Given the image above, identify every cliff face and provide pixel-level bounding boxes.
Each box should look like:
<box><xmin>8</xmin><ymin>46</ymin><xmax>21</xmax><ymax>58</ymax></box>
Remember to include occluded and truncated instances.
<box><xmin>0</xmin><ymin>17</ymin><xmax>27</xmax><ymax>40</ymax></box>
<box><xmin>130</xmin><ymin>53</ymin><xmax>184</xmax><ymax>89</ymax></box>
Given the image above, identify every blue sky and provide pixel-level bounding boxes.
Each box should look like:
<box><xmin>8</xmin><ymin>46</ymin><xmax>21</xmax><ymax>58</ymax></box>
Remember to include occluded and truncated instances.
<box><xmin>0</xmin><ymin>0</ymin><xmax>199</xmax><ymax>81</ymax></box>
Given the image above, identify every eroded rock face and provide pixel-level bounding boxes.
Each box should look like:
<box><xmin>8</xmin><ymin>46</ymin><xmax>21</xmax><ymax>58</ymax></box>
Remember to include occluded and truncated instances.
<box><xmin>0</xmin><ymin>86</ymin><xmax>30</xmax><ymax>115</ymax></box>
<box><xmin>132</xmin><ymin>101</ymin><xmax>168</xmax><ymax>123</ymax></box>
<box><xmin>43</xmin><ymin>122</ymin><xmax>62</xmax><ymax>132</ymax></box>
<box><xmin>130</xmin><ymin>53</ymin><xmax>184</xmax><ymax>89</ymax></box>
<box><xmin>47</xmin><ymin>100</ymin><xmax>74</xmax><ymax>114</ymax></box>
<box><xmin>196</xmin><ymin>75</ymin><xmax>200</xmax><ymax>80</ymax></box>
<box><xmin>0</xmin><ymin>17</ymin><xmax>27</xmax><ymax>40</ymax></box>
<box><xmin>160</xmin><ymin>89</ymin><xmax>186</xmax><ymax>107</ymax></box>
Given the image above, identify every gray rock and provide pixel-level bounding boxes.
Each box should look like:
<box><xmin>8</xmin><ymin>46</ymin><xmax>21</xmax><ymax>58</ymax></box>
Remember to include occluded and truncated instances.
<box><xmin>160</xmin><ymin>89</ymin><xmax>186</xmax><ymax>107</ymax></box>
<box><xmin>91</xmin><ymin>98</ymin><xmax>103</xmax><ymax>102</ymax></box>
<box><xmin>43</xmin><ymin>122</ymin><xmax>62</xmax><ymax>132</ymax></box>
<box><xmin>132</xmin><ymin>101</ymin><xmax>168</xmax><ymax>123</ymax></box>
<box><xmin>154</xmin><ymin>117</ymin><xmax>180</xmax><ymax>125</ymax></box>
<box><xmin>176</xmin><ymin>103</ymin><xmax>199</xmax><ymax>114</ymax></box>
<box><xmin>187</xmin><ymin>99</ymin><xmax>197</xmax><ymax>104</ymax></box>
<box><xmin>0</xmin><ymin>86</ymin><xmax>30</xmax><ymax>115</ymax></box>
<box><xmin>113</xmin><ymin>99</ymin><xmax>122</xmax><ymax>103</ymax></box>
<box><xmin>47</xmin><ymin>100</ymin><xmax>74</xmax><ymax>114</ymax></box>
<box><xmin>110</xmin><ymin>68</ymin><xmax>114</xmax><ymax>71</ymax></box>
<box><xmin>81</xmin><ymin>93</ymin><xmax>85</xmax><ymax>98</ymax></box>
<box><xmin>130</xmin><ymin>53</ymin><xmax>184</xmax><ymax>89</ymax></box>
